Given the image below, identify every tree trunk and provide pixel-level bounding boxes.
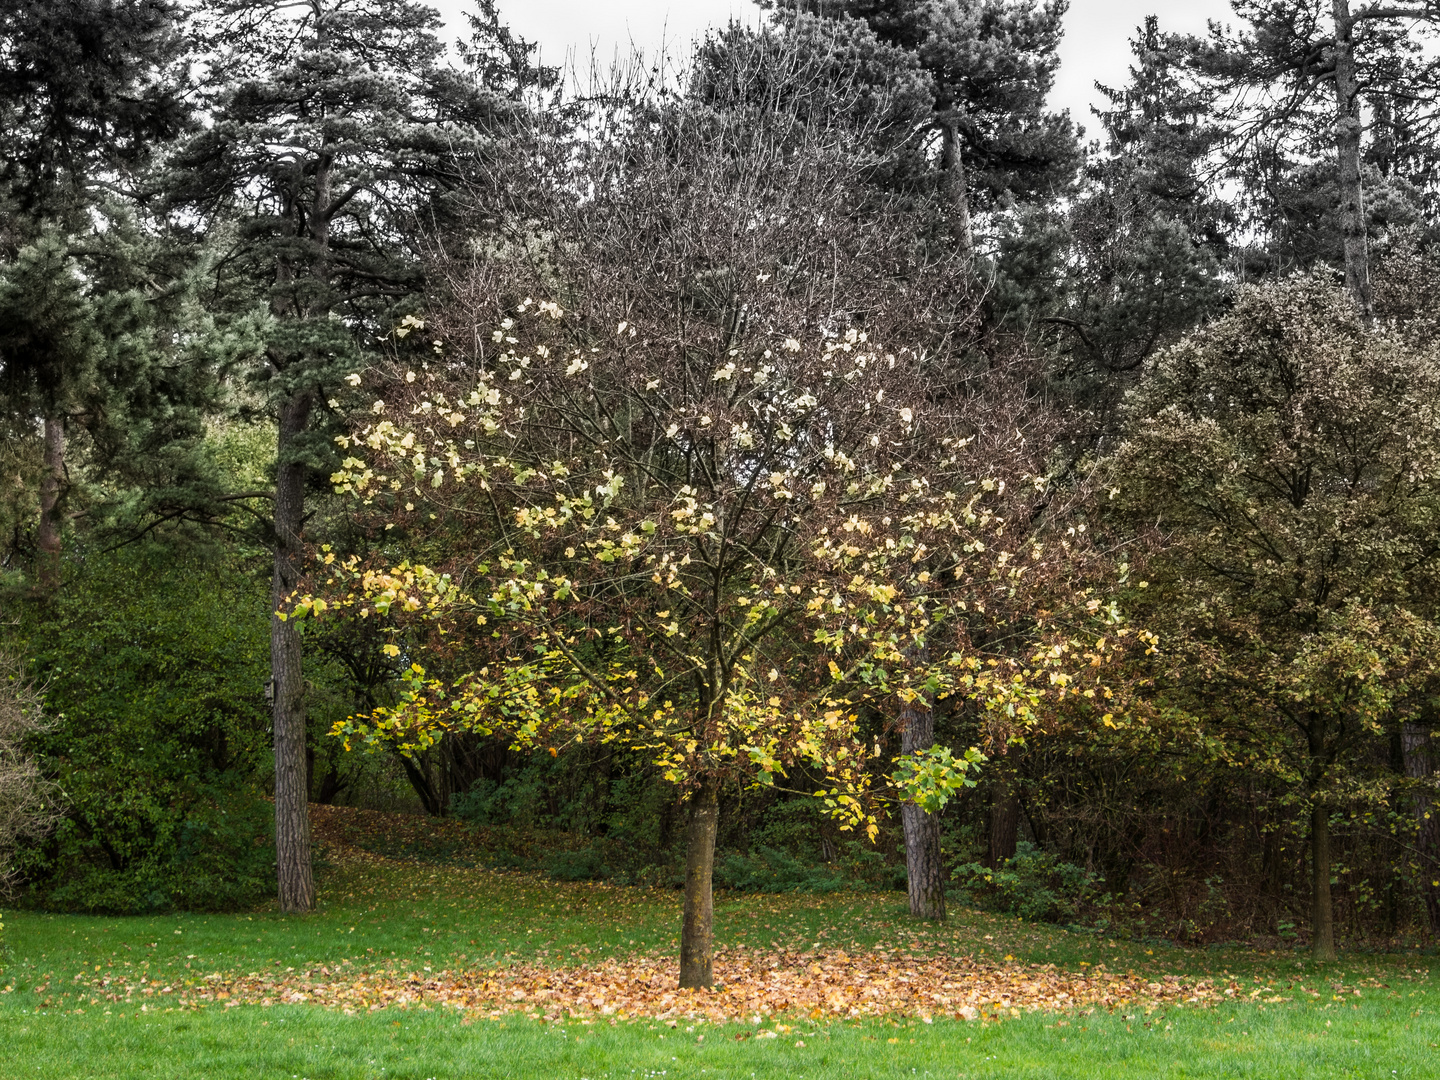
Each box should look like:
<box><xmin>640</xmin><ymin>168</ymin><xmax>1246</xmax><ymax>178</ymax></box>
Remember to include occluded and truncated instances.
<box><xmin>1330</xmin><ymin>0</ymin><xmax>1373</xmax><ymax>319</ymax></box>
<box><xmin>272</xmin><ymin>389</ymin><xmax>315</xmax><ymax>913</ymax></box>
<box><xmin>1401</xmin><ymin>720</ymin><xmax>1440</xmax><ymax>932</ymax></box>
<box><xmin>900</xmin><ymin>693</ymin><xmax>945</xmax><ymax>921</ymax></box>
<box><xmin>987</xmin><ymin>770</ymin><xmax>1020</xmax><ymax>869</ymax></box>
<box><xmin>396</xmin><ymin>748</ymin><xmax>444</xmax><ymax>816</ymax></box>
<box><xmin>940</xmin><ymin>116</ymin><xmax>975</xmax><ymax>259</ymax></box>
<box><xmin>1310</xmin><ymin>801</ymin><xmax>1336</xmax><ymax>961</ymax></box>
<box><xmin>679</xmin><ymin>777</ymin><xmax>719</xmax><ymax>989</ymax></box>
<box><xmin>35</xmin><ymin>415</ymin><xmax>65</xmax><ymax>591</ymax></box>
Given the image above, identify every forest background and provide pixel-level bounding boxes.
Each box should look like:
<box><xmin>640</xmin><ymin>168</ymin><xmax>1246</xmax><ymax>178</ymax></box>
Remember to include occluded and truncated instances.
<box><xmin>2</xmin><ymin>0</ymin><xmax>1440</xmax><ymax>985</ymax></box>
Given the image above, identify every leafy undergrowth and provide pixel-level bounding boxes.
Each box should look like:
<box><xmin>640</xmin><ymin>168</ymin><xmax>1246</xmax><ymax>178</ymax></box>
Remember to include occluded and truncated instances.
<box><xmin>309</xmin><ymin>802</ymin><xmax>565</xmax><ymax>868</ymax></box>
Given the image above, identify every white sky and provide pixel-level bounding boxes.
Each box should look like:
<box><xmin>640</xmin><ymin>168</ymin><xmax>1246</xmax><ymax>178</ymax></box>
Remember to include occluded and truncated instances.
<box><xmin>435</xmin><ymin>0</ymin><xmax>1238</xmax><ymax>131</ymax></box>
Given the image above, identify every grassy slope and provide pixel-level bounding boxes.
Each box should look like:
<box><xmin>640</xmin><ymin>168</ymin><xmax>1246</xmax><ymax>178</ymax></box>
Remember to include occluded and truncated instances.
<box><xmin>2</xmin><ymin>828</ymin><xmax>1437</xmax><ymax>1078</ymax></box>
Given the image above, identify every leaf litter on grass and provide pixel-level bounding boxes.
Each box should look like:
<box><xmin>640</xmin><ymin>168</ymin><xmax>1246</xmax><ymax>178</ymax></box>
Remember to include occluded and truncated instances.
<box><xmin>56</xmin><ymin>949</ymin><xmax>1222</xmax><ymax>1023</ymax></box>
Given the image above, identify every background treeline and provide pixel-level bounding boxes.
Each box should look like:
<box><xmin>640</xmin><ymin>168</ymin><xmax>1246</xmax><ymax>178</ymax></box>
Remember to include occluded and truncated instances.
<box><xmin>1</xmin><ymin>0</ymin><xmax>1438</xmax><ymax>959</ymax></box>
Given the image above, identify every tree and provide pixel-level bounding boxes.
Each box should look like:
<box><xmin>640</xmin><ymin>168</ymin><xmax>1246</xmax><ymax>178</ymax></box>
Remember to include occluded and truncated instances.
<box><xmin>165</xmin><ymin>0</ymin><xmax>547</xmax><ymax>912</ymax></box>
<box><xmin>0</xmin><ymin>0</ymin><xmax>189</xmax><ymax>225</ymax></box>
<box><xmin>790</xmin><ymin>0</ymin><xmax>1078</xmax><ymax>255</ymax></box>
<box><xmin>691</xmin><ymin>12</ymin><xmax>936</xmax><ymax>191</ymax></box>
<box><xmin>299</xmin><ymin>287</ymin><xmax>1145</xmax><ymax>983</ymax></box>
<box><xmin>0</xmin><ymin>238</ymin><xmax>104</xmax><ymax>590</ymax></box>
<box><xmin>1113</xmin><ymin>272</ymin><xmax>1440</xmax><ymax>959</ymax></box>
<box><xmin>0</xmin><ymin>0</ymin><xmax>191</xmax><ymax>591</ymax></box>
<box><xmin>1178</xmin><ymin>0</ymin><xmax>1440</xmax><ymax>317</ymax></box>
<box><xmin>995</xmin><ymin>16</ymin><xmax>1232</xmax><ymax>430</ymax></box>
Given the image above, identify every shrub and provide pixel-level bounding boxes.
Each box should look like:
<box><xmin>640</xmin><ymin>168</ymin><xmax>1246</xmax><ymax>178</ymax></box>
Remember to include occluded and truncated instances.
<box><xmin>35</xmin><ymin>784</ymin><xmax>274</xmax><ymax>913</ymax></box>
<box><xmin>10</xmin><ymin>548</ymin><xmax>275</xmax><ymax>912</ymax></box>
<box><xmin>0</xmin><ymin>651</ymin><xmax>60</xmax><ymax>892</ymax></box>
<box><xmin>952</xmin><ymin>842</ymin><xmax>1101</xmax><ymax>923</ymax></box>
<box><xmin>715</xmin><ymin>847</ymin><xmax>847</xmax><ymax>893</ymax></box>
<box><xmin>543</xmin><ymin>846</ymin><xmax>611</xmax><ymax>882</ymax></box>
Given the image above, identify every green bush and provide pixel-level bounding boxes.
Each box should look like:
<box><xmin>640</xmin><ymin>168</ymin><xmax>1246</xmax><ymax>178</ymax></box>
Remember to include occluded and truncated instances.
<box><xmin>36</xmin><ymin>784</ymin><xmax>274</xmax><ymax>913</ymax></box>
<box><xmin>715</xmin><ymin>847</ymin><xmax>847</xmax><ymax>893</ymax></box>
<box><xmin>11</xmin><ymin>547</ymin><xmax>275</xmax><ymax>913</ymax></box>
<box><xmin>951</xmin><ymin>842</ymin><xmax>1101</xmax><ymax>923</ymax></box>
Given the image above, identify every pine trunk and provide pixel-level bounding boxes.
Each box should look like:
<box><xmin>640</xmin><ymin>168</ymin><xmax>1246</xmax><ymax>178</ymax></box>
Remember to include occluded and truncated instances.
<box><xmin>940</xmin><ymin>117</ymin><xmax>975</xmax><ymax>259</ymax></box>
<box><xmin>1330</xmin><ymin>1</ymin><xmax>1372</xmax><ymax>318</ymax></box>
<box><xmin>900</xmin><ymin>694</ymin><xmax>945</xmax><ymax>921</ymax></box>
<box><xmin>1401</xmin><ymin>720</ymin><xmax>1440</xmax><ymax>932</ymax></box>
<box><xmin>272</xmin><ymin>389</ymin><xmax>315</xmax><ymax>914</ymax></box>
<box><xmin>679</xmin><ymin>778</ymin><xmax>719</xmax><ymax>989</ymax></box>
<box><xmin>1310</xmin><ymin>801</ymin><xmax>1336</xmax><ymax>961</ymax></box>
<box><xmin>36</xmin><ymin>415</ymin><xmax>65</xmax><ymax>592</ymax></box>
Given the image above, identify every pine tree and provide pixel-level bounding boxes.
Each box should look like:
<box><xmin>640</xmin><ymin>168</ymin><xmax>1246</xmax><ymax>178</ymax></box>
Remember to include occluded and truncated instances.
<box><xmin>0</xmin><ymin>237</ymin><xmax>104</xmax><ymax>590</ymax></box>
<box><xmin>1176</xmin><ymin>0</ymin><xmax>1440</xmax><ymax>317</ymax></box>
<box><xmin>165</xmin><ymin>0</ymin><xmax>549</xmax><ymax>912</ymax></box>
<box><xmin>0</xmin><ymin>0</ymin><xmax>189</xmax><ymax>227</ymax></box>
<box><xmin>786</xmin><ymin>0</ymin><xmax>1078</xmax><ymax>256</ymax></box>
<box><xmin>0</xmin><ymin>0</ymin><xmax>191</xmax><ymax>591</ymax></box>
<box><xmin>996</xmin><ymin>17</ymin><xmax>1231</xmax><ymax>428</ymax></box>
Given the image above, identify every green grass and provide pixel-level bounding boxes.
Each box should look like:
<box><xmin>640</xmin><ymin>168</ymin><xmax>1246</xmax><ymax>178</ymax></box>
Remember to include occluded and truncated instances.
<box><xmin>3</xmin><ymin>849</ymin><xmax>1438</xmax><ymax>1077</ymax></box>
<box><xmin>2</xmin><ymin>992</ymin><xmax>1438</xmax><ymax>1078</ymax></box>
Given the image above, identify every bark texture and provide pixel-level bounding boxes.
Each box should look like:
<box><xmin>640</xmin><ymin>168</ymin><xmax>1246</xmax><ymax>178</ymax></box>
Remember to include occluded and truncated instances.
<box><xmin>1311</xmin><ymin>801</ymin><xmax>1336</xmax><ymax>961</ymax></box>
<box><xmin>1330</xmin><ymin>0</ymin><xmax>1373</xmax><ymax>318</ymax></box>
<box><xmin>679</xmin><ymin>778</ymin><xmax>720</xmax><ymax>988</ymax></box>
<box><xmin>1402</xmin><ymin>720</ymin><xmax>1440</xmax><ymax>932</ymax></box>
<box><xmin>987</xmin><ymin>771</ymin><xmax>1020</xmax><ymax>869</ymax></box>
<box><xmin>900</xmin><ymin>694</ymin><xmax>945</xmax><ymax>920</ymax></box>
<box><xmin>271</xmin><ymin>390</ymin><xmax>315</xmax><ymax>914</ymax></box>
<box><xmin>36</xmin><ymin>415</ymin><xmax>65</xmax><ymax>591</ymax></box>
<box><xmin>939</xmin><ymin>116</ymin><xmax>975</xmax><ymax>259</ymax></box>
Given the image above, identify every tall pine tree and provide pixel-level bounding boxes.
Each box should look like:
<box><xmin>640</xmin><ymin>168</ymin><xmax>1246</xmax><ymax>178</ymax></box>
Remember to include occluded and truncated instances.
<box><xmin>166</xmin><ymin>0</ymin><xmax>549</xmax><ymax>911</ymax></box>
<box><xmin>0</xmin><ymin>0</ymin><xmax>191</xmax><ymax>591</ymax></box>
<box><xmin>1176</xmin><ymin>0</ymin><xmax>1440</xmax><ymax>317</ymax></box>
<box><xmin>786</xmin><ymin>0</ymin><xmax>1078</xmax><ymax>256</ymax></box>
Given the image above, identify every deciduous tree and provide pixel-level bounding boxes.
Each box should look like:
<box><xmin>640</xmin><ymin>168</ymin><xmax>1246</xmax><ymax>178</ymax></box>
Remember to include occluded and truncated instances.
<box><xmin>299</xmin><ymin>291</ymin><xmax>1146</xmax><ymax>981</ymax></box>
<box><xmin>1114</xmin><ymin>273</ymin><xmax>1440</xmax><ymax>958</ymax></box>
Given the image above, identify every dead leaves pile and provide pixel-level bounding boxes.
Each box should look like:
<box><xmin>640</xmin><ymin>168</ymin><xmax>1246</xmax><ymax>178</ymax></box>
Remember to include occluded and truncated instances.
<box><xmin>61</xmin><ymin>949</ymin><xmax>1221</xmax><ymax>1022</ymax></box>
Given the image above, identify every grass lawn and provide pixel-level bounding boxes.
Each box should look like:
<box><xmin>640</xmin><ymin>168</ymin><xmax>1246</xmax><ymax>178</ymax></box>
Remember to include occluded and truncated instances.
<box><xmin>2</xmin><ymin>808</ymin><xmax>1436</xmax><ymax>1078</ymax></box>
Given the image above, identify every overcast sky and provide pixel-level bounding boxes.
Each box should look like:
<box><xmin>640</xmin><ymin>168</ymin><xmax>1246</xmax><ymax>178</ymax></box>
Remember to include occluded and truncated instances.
<box><xmin>435</xmin><ymin>0</ymin><xmax>1238</xmax><ymax>131</ymax></box>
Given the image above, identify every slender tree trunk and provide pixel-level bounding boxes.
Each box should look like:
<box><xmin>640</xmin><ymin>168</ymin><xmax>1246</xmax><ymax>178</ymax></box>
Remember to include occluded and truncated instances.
<box><xmin>1311</xmin><ymin>801</ymin><xmax>1336</xmax><ymax>961</ymax></box>
<box><xmin>900</xmin><ymin>692</ymin><xmax>945</xmax><ymax>921</ymax></box>
<box><xmin>939</xmin><ymin>115</ymin><xmax>975</xmax><ymax>259</ymax></box>
<box><xmin>1401</xmin><ymin>720</ymin><xmax>1440</xmax><ymax>932</ymax></box>
<box><xmin>987</xmin><ymin>770</ymin><xmax>1020</xmax><ymax>869</ymax></box>
<box><xmin>272</xmin><ymin>389</ymin><xmax>315</xmax><ymax>913</ymax></box>
<box><xmin>1330</xmin><ymin>0</ymin><xmax>1373</xmax><ymax>319</ymax></box>
<box><xmin>679</xmin><ymin>777</ymin><xmax>719</xmax><ymax>989</ymax></box>
<box><xmin>35</xmin><ymin>415</ymin><xmax>65</xmax><ymax>592</ymax></box>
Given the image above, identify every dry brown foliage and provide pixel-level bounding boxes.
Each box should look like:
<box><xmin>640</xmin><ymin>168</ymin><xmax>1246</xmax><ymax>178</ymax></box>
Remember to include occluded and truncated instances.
<box><xmin>0</xmin><ymin>650</ymin><xmax>60</xmax><ymax>892</ymax></box>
